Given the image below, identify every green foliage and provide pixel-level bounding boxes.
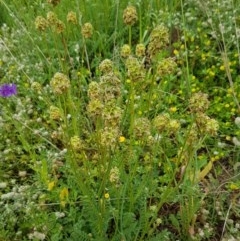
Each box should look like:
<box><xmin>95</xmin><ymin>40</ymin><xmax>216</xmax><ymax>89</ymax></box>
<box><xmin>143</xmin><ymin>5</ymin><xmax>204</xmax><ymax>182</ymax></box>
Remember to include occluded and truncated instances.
<box><xmin>0</xmin><ymin>0</ymin><xmax>240</xmax><ymax>240</ymax></box>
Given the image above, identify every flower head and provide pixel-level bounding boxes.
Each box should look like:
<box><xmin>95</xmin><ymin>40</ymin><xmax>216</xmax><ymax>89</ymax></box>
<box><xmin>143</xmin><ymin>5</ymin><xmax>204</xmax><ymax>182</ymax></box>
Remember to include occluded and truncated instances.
<box><xmin>47</xmin><ymin>0</ymin><xmax>60</xmax><ymax>6</ymax></box>
<box><xmin>35</xmin><ymin>16</ymin><xmax>48</xmax><ymax>31</ymax></box>
<box><xmin>81</xmin><ymin>22</ymin><xmax>93</xmax><ymax>38</ymax></box>
<box><xmin>0</xmin><ymin>83</ymin><xmax>17</xmax><ymax>97</ymax></box>
<box><xmin>189</xmin><ymin>92</ymin><xmax>210</xmax><ymax>113</ymax></box>
<box><xmin>50</xmin><ymin>72</ymin><xmax>70</xmax><ymax>94</ymax></box>
<box><xmin>99</xmin><ymin>59</ymin><xmax>113</xmax><ymax>74</ymax></box>
<box><xmin>148</xmin><ymin>25</ymin><xmax>169</xmax><ymax>59</ymax></box>
<box><xmin>135</xmin><ymin>43</ymin><xmax>146</xmax><ymax>57</ymax></box>
<box><xmin>67</xmin><ymin>11</ymin><xmax>77</xmax><ymax>24</ymax></box>
<box><xmin>123</xmin><ymin>6</ymin><xmax>138</xmax><ymax>26</ymax></box>
<box><xmin>121</xmin><ymin>44</ymin><xmax>131</xmax><ymax>58</ymax></box>
<box><xmin>47</xmin><ymin>11</ymin><xmax>58</xmax><ymax>25</ymax></box>
<box><xmin>156</xmin><ymin>57</ymin><xmax>177</xmax><ymax>77</ymax></box>
<box><xmin>70</xmin><ymin>136</ymin><xmax>84</xmax><ymax>151</ymax></box>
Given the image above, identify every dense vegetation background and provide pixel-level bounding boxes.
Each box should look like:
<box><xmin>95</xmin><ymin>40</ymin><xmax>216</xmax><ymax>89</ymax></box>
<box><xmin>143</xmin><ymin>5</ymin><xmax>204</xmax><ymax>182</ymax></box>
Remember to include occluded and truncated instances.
<box><xmin>0</xmin><ymin>0</ymin><xmax>240</xmax><ymax>240</ymax></box>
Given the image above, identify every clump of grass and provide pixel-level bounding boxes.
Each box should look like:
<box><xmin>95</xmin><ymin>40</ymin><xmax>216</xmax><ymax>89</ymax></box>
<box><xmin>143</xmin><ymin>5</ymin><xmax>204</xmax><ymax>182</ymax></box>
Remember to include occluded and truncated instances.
<box><xmin>0</xmin><ymin>0</ymin><xmax>240</xmax><ymax>240</ymax></box>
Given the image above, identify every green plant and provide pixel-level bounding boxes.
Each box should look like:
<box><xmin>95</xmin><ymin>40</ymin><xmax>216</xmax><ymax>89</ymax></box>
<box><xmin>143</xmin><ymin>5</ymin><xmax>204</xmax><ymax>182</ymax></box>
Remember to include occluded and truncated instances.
<box><xmin>1</xmin><ymin>0</ymin><xmax>240</xmax><ymax>240</ymax></box>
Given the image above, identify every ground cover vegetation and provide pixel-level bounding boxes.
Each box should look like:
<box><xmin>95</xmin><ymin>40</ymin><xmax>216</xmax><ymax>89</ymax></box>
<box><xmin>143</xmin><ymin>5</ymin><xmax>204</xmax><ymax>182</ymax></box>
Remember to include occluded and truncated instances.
<box><xmin>0</xmin><ymin>0</ymin><xmax>240</xmax><ymax>240</ymax></box>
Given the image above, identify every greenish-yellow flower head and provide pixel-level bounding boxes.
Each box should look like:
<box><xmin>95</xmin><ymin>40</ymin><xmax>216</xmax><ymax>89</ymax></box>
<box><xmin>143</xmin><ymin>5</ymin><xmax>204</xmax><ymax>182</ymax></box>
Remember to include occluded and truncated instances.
<box><xmin>47</xmin><ymin>0</ymin><xmax>61</xmax><ymax>6</ymax></box>
<box><xmin>47</xmin><ymin>11</ymin><xmax>58</xmax><ymax>26</ymax></box>
<box><xmin>70</xmin><ymin>136</ymin><xmax>84</xmax><ymax>151</ymax></box>
<box><xmin>148</xmin><ymin>25</ymin><xmax>169</xmax><ymax>59</ymax></box>
<box><xmin>100</xmin><ymin>126</ymin><xmax>120</xmax><ymax>149</ymax></box>
<box><xmin>99</xmin><ymin>59</ymin><xmax>113</xmax><ymax>74</ymax></box>
<box><xmin>31</xmin><ymin>82</ymin><xmax>42</xmax><ymax>92</ymax></box>
<box><xmin>153</xmin><ymin>113</ymin><xmax>170</xmax><ymax>132</ymax></box>
<box><xmin>121</xmin><ymin>44</ymin><xmax>131</xmax><ymax>58</ymax></box>
<box><xmin>54</xmin><ymin>20</ymin><xmax>65</xmax><ymax>34</ymax></box>
<box><xmin>50</xmin><ymin>72</ymin><xmax>70</xmax><ymax>95</ymax></box>
<box><xmin>135</xmin><ymin>43</ymin><xmax>146</xmax><ymax>57</ymax></box>
<box><xmin>134</xmin><ymin>117</ymin><xmax>151</xmax><ymax>138</ymax></box>
<box><xmin>109</xmin><ymin>167</ymin><xmax>120</xmax><ymax>184</ymax></box>
<box><xmin>189</xmin><ymin>92</ymin><xmax>210</xmax><ymax>113</ymax></box>
<box><xmin>125</xmin><ymin>56</ymin><xmax>145</xmax><ymax>82</ymax></box>
<box><xmin>156</xmin><ymin>57</ymin><xmax>177</xmax><ymax>77</ymax></box>
<box><xmin>123</xmin><ymin>5</ymin><xmax>138</xmax><ymax>26</ymax></box>
<box><xmin>81</xmin><ymin>22</ymin><xmax>93</xmax><ymax>38</ymax></box>
<box><xmin>49</xmin><ymin>106</ymin><xmax>62</xmax><ymax>121</ymax></box>
<box><xmin>196</xmin><ymin>112</ymin><xmax>219</xmax><ymax>136</ymax></box>
<box><xmin>35</xmin><ymin>16</ymin><xmax>48</xmax><ymax>32</ymax></box>
<box><xmin>67</xmin><ymin>11</ymin><xmax>77</xmax><ymax>25</ymax></box>
<box><xmin>88</xmin><ymin>81</ymin><xmax>101</xmax><ymax>100</ymax></box>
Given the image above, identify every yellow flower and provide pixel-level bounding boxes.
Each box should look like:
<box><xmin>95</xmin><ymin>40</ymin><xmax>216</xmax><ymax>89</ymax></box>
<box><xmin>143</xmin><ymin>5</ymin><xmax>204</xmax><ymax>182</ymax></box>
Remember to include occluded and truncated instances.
<box><xmin>229</xmin><ymin>183</ymin><xmax>239</xmax><ymax>190</ymax></box>
<box><xmin>60</xmin><ymin>187</ymin><xmax>69</xmax><ymax>207</ymax></box>
<box><xmin>225</xmin><ymin>135</ymin><xmax>231</xmax><ymax>141</ymax></box>
<box><xmin>220</xmin><ymin>65</ymin><xmax>225</xmax><ymax>71</ymax></box>
<box><xmin>104</xmin><ymin>193</ymin><xmax>110</xmax><ymax>199</ymax></box>
<box><xmin>119</xmin><ymin>136</ymin><xmax>126</xmax><ymax>143</ymax></box>
<box><xmin>169</xmin><ymin>106</ymin><xmax>177</xmax><ymax>113</ymax></box>
<box><xmin>173</xmin><ymin>49</ymin><xmax>179</xmax><ymax>56</ymax></box>
<box><xmin>48</xmin><ymin>181</ymin><xmax>55</xmax><ymax>191</ymax></box>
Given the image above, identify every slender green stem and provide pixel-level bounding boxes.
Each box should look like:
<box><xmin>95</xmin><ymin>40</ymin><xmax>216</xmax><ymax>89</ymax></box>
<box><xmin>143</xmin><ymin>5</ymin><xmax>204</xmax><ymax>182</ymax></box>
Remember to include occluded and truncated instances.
<box><xmin>83</xmin><ymin>38</ymin><xmax>91</xmax><ymax>75</ymax></box>
<box><xmin>180</xmin><ymin>0</ymin><xmax>191</xmax><ymax>98</ymax></box>
<box><xmin>129</xmin><ymin>25</ymin><xmax>132</xmax><ymax>47</ymax></box>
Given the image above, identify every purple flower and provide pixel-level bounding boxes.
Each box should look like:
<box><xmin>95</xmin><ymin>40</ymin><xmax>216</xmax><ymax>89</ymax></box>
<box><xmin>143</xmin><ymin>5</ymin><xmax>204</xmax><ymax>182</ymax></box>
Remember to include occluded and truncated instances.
<box><xmin>0</xmin><ymin>83</ymin><xmax>17</xmax><ymax>97</ymax></box>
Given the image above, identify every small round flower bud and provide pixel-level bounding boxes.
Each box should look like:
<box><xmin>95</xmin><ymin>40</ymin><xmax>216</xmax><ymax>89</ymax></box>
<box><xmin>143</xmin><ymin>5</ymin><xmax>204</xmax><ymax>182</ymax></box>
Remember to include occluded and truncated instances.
<box><xmin>35</xmin><ymin>16</ymin><xmax>48</xmax><ymax>31</ymax></box>
<box><xmin>125</xmin><ymin>56</ymin><xmax>145</xmax><ymax>82</ymax></box>
<box><xmin>49</xmin><ymin>106</ymin><xmax>62</xmax><ymax>120</ymax></box>
<box><xmin>50</xmin><ymin>72</ymin><xmax>70</xmax><ymax>94</ymax></box>
<box><xmin>31</xmin><ymin>82</ymin><xmax>42</xmax><ymax>92</ymax></box>
<box><xmin>168</xmin><ymin>119</ymin><xmax>181</xmax><ymax>133</ymax></box>
<box><xmin>148</xmin><ymin>25</ymin><xmax>169</xmax><ymax>59</ymax></box>
<box><xmin>153</xmin><ymin>113</ymin><xmax>170</xmax><ymax>132</ymax></box>
<box><xmin>134</xmin><ymin>117</ymin><xmax>151</xmax><ymax>138</ymax></box>
<box><xmin>81</xmin><ymin>22</ymin><xmax>93</xmax><ymax>38</ymax></box>
<box><xmin>87</xmin><ymin>99</ymin><xmax>104</xmax><ymax>117</ymax></box>
<box><xmin>47</xmin><ymin>0</ymin><xmax>60</xmax><ymax>6</ymax></box>
<box><xmin>196</xmin><ymin>112</ymin><xmax>219</xmax><ymax>136</ymax></box>
<box><xmin>102</xmin><ymin>104</ymin><xmax>122</xmax><ymax>127</ymax></box>
<box><xmin>70</xmin><ymin>136</ymin><xmax>84</xmax><ymax>151</ymax></box>
<box><xmin>205</xmin><ymin>117</ymin><xmax>219</xmax><ymax>136</ymax></box>
<box><xmin>88</xmin><ymin>81</ymin><xmax>101</xmax><ymax>100</ymax></box>
<box><xmin>189</xmin><ymin>92</ymin><xmax>210</xmax><ymax>113</ymax></box>
<box><xmin>99</xmin><ymin>73</ymin><xmax>121</xmax><ymax>101</ymax></box>
<box><xmin>99</xmin><ymin>59</ymin><xmax>113</xmax><ymax>74</ymax></box>
<box><xmin>47</xmin><ymin>11</ymin><xmax>58</xmax><ymax>25</ymax></box>
<box><xmin>135</xmin><ymin>43</ymin><xmax>146</xmax><ymax>57</ymax></box>
<box><xmin>123</xmin><ymin>6</ymin><xmax>138</xmax><ymax>26</ymax></box>
<box><xmin>55</xmin><ymin>19</ymin><xmax>65</xmax><ymax>34</ymax></box>
<box><xmin>156</xmin><ymin>57</ymin><xmax>177</xmax><ymax>77</ymax></box>
<box><xmin>121</xmin><ymin>44</ymin><xmax>131</xmax><ymax>58</ymax></box>
<box><xmin>67</xmin><ymin>11</ymin><xmax>77</xmax><ymax>25</ymax></box>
